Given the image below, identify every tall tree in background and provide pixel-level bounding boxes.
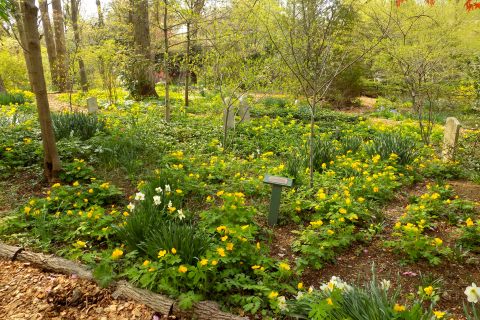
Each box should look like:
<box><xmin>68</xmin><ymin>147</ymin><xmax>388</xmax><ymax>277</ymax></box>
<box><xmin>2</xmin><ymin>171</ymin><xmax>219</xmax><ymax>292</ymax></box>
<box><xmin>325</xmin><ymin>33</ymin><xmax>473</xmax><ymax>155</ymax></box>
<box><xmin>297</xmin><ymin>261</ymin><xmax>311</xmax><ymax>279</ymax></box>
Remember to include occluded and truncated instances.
<box><xmin>21</xmin><ymin>0</ymin><xmax>61</xmax><ymax>181</ymax></box>
<box><xmin>71</xmin><ymin>0</ymin><xmax>88</xmax><ymax>92</ymax></box>
<box><xmin>162</xmin><ymin>0</ymin><xmax>171</xmax><ymax>120</ymax></box>
<box><xmin>12</xmin><ymin>0</ymin><xmax>32</xmax><ymax>85</ymax></box>
<box><xmin>130</xmin><ymin>0</ymin><xmax>158</xmax><ymax>99</ymax></box>
<box><xmin>52</xmin><ymin>0</ymin><xmax>68</xmax><ymax>91</ymax></box>
<box><xmin>39</xmin><ymin>0</ymin><xmax>58</xmax><ymax>89</ymax></box>
<box><xmin>96</xmin><ymin>0</ymin><xmax>103</xmax><ymax>25</ymax></box>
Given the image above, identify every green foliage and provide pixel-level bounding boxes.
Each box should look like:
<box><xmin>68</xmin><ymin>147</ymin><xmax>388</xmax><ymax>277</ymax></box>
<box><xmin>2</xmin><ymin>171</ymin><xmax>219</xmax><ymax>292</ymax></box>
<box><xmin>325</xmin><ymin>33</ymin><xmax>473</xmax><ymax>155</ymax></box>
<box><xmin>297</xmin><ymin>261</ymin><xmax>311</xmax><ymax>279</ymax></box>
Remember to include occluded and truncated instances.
<box><xmin>52</xmin><ymin>112</ymin><xmax>107</xmax><ymax>141</ymax></box>
<box><xmin>366</xmin><ymin>131</ymin><xmax>418</xmax><ymax>165</ymax></box>
<box><xmin>0</xmin><ymin>92</ymin><xmax>26</xmax><ymax>105</ymax></box>
<box><xmin>311</xmin><ymin>138</ymin><xmax>337</xmax><ymax>172</ymax></box>
<box><xmin>59</xmin><ymin>158</ymin><xmax>95</xmax><ymax>183</ymax></box>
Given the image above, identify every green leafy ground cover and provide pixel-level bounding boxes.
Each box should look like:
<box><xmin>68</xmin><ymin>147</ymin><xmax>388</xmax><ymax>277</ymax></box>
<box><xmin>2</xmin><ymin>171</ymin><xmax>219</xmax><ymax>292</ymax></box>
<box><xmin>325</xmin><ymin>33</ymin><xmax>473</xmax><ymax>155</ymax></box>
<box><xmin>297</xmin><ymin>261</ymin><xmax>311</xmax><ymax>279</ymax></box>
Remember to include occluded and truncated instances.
<box><xmin>0</xmin><ymin>88</ymin><xmax>479</xmax><ymax>319</ymax></box>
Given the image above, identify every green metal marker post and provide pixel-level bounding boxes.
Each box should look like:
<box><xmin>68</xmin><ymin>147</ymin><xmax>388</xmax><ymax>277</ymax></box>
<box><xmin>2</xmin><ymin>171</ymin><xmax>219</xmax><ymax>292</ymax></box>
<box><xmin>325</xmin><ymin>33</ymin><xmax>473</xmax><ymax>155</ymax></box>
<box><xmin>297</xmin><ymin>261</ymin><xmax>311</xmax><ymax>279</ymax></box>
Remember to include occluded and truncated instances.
<box><xmin>263</xmin><ymin>175</ymin><xmax>293</xmax><ymax>226</ymax></box>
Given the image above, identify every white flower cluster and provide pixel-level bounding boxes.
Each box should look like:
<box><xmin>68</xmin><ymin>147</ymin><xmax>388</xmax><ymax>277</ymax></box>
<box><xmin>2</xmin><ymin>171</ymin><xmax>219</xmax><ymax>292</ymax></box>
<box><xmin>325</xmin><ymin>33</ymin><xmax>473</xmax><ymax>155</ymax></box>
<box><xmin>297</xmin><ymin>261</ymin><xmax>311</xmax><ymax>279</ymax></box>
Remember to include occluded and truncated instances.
<box><xmin>320</xmin><ymin>276</ymin><xmax>352</xmax><ymax>293</ymax></box>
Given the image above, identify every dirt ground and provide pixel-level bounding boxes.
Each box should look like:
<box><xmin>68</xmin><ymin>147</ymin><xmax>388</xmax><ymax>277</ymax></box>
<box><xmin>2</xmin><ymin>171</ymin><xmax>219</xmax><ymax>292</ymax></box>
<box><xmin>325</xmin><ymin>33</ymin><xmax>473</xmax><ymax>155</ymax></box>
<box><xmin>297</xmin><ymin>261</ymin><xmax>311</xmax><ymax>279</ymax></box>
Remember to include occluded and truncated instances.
<box><xmin>0</xmin><ymin>260</ymin><xmax>164</xmax><ymax>320</ymax></box>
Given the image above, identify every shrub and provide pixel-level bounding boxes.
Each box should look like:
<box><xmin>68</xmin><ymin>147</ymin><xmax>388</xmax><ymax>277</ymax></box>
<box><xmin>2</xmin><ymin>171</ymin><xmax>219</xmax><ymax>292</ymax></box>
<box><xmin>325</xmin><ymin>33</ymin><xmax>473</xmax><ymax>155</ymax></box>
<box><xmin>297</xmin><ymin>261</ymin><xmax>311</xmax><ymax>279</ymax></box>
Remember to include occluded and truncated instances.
<box><xmin>366</xmin><ymin>132</ymin><xmax>417</xmax><ymax>165</ymax></box>
<box><xmin>52</xmin><ymin>112</ymin><xmax>106</xmax><ymax>141</ymax></box>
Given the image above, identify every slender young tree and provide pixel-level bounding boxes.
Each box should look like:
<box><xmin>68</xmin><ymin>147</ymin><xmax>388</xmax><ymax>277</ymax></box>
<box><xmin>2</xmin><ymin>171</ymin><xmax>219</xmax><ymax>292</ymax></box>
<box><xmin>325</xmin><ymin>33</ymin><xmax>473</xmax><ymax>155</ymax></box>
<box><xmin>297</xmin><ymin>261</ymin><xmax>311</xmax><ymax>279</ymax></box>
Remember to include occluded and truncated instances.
<box><xmin>52</xmin><ymin>0</ymin><xmax>68</xmax><ymax>91</ymax></box>
<box><xmin>162</xmin><ymin>0</ymin><xmax>171</xmax><ymax>120</ymax></box>
<box><xmin>21</xmin><ymin>0</ymin><xmax>61</xmax><ymax>181</ymax></box>
<box><xmin>0</xmin><ymin>75</ymin><xmax>6</xmax><ymax>93</ymax></box>
<box><xmin>130</xmin><ymin>0</ymin><xmax>158</xmax><ymax>99</ymax></box>
<box><xmin>70</xmin><ymin>0</ymin><xmax>88</xmax><ymax>92</ymax></box>
<box><xmin>39</xmin><ymin>0</ymin><xmax>58</xmax><ymax>89</ymax></box>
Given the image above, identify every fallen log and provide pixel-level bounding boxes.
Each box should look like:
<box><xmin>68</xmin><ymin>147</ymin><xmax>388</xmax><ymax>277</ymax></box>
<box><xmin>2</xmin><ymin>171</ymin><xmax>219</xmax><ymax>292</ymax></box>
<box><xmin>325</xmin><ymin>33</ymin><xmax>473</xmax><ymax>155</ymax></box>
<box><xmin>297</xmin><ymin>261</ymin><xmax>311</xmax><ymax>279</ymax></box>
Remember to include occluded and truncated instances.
<box><xmin>0</xmin><ymin>242</ymin><xmax>248</xmax><ymax>320</ymax></box>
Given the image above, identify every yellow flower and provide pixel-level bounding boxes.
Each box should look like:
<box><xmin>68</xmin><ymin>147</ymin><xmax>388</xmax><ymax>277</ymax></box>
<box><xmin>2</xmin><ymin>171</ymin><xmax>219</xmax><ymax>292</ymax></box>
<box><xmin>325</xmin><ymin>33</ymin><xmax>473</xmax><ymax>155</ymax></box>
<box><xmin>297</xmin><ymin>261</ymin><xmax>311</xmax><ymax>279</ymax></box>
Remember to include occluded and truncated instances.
<box><xmin>148</xmin><ymin>267</ymin><xmax>156</xmax><ymax>272</ymax></box>
<box><xmin>310</xmin><ymin>220</ymin><xmax>324</xmax><ymax>227</ymax></box>
<box><xmin>217</xmin><ymin>247</ymin><xmax>226</xmax><ymax>257</ymax></box>
<box><xmin>221</xmin><ymin>235</ymin><xmax>228</xmax><ymax>241</ymax></box>
<box><xmin>168</xmin><ymin>207</ymin><xmax>176</xmax><ymax>213</ymax></box>
<box><xmin>358</xmin><ymin>197</ymin><xmax>365</xmax><ymax>203</ymax></box>
<box><xmin>327</xmin><ymin>229</ymin><xmax>335</xmax><ymax>235</ymax></box>
<box><xmin>24</xmin><ymin>207</ymin><xmax>31</xmax><ymax>214</ymax></box>
<box><xmin>178</xmin><ymin>265</ymin><xmax>188</xmax><ymax>273</ymax></box>
<box><xmin>216</xmin><ymin>190</ymin><xmax>224</xmax><ymax>196</ymax></box>
<box><xmin>206</xmin><ymin>195</ymin><xmax>212</xmax><ymax>202</ymax></box>
<box><xmin>298</xmin><ymin>282</ymin><xmax>303</xmax><ymax>290</ymax></box>
<box><xmin>256</xmin><ymin>242</ymin><xmax>261</xmax><ymax>250</ymax></box>
<box><xmin>373</xmin><ymin>186</ymin><xmax>379</xmax><ymax>193</ymax></box>
<box><xmin>74</xmin><ymin>240</ymin><xmax>86</xmax><ymax>248</ymax></box>
<box><xmin>433</xmin><ymin>238</ymin><xmax>443</xmax><ymax>246</ymax></box>
<box><xmin>394</xmin><ymin>303</ymin><xmax>406</xmax><ymax>312</ymax></box>
<box><xmin>433</xmin><ymin>310</ymin><xmax>445</xmax><ymax>319</ymax></box>
<box><xmin>143</xmin><ymin>260</ymin><xmax>150</xmax><ymax>266</ymax></box>
<box><xmin>268</xmin><ymin>291</ymin><xmax>279</xmax><ymax>299</ymax></box>
<box><xmin>200</xmin><ymin>259</ymin><xmax>208</xmax><ymax>266</ymax></box>
<box><xmin>327</xmin><ymin>298</ymin><xmax>333</xmax><ymax>305</ymax></box>
<box><xmin>339</xmin><ymin>208</ymin><xmax>347</xmax><ymax>214</ymax></box>
<box><xmin>226</xmin><ymin>243</ymin><xmax>234</xmax><ymax>251</ymax></box>
<box><xmin>73</xmin><ymin>181</ymin><xmax>79</xmax><ymax>186</ymax></box>
<box><xmin>88</xmin><ymin>188</ymin><xmax>94</xmax><ymax>194</ymax></box>
<box><xmin>216</xmin><ymin>225</ymin><xmax>227</xmax><ymax>233</ymax></box>
<box><xmin>211</xmin><ymin>260</ymin><xmax>218</xmax><ymax>266</ymax></box>
<box><xmin>171</xmin><ymin>248</ymin><xmax>177</xmax><ymax>254</ymax></box>
<box><xmin>466</xmin><ymin>218</ymin><xmax>474</xmax><ymax>227</ymax></box>
<box><xmin>158</xmin><ymin>250</ymin><xmax>167</xmax><ymax>258</ymax></box>
<box><xmin>52</xmin><ymin>183</ymin><xmax>61</xmax><ymax>188</ymax></box>
<box><xmin>176</xmin><ymin>189</ymin><xmax>183</xmax><ymax>194</ymax></box>
<box><xmin>251</xmin><ymin>265</ymin><xmax>261</xmax><ymax>270</ymax></box>
<box><xmin>279</xmin><ymin>262</ymin><xmax>290</xmax><ymax>271</ymax></box>
<box><xmin>123</xmin><ymin>211</ymin><xmax>129</xmax><ymax>217</ymax></box>
<box><xmin>111</xmin><ymin>248</ymin><xmax>124</xmax><ymax>260</ymax></box>
<box><xmin>424</xmin><ymin>286</ymin><xmax>434</xmax><ymax>296</ymax></box>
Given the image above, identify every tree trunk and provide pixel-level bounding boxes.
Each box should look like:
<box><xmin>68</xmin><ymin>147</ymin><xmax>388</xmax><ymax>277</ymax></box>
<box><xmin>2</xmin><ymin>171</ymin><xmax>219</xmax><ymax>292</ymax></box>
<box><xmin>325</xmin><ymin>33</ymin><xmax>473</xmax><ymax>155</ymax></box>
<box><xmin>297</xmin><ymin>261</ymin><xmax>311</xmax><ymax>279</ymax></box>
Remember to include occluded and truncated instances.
<box><xmin>71</xmin><ymin>0</ymin><xmax>88</xmax><ymax>92</ymax></box>
<box><xmin>184</xmin><ymin>21</ymin><xmax>190</xmax><ymax>108</ymax></box>
<box><xmin>12</xmin><ymin>1</ymin><xmax>33</xmax><ymax>88</ymax></box>
<box><xmin>38</xmin><ymin>0</ymin><xmax>58</xmax><ymax>90</ymax></box>
<box><xmin>22</xmin><ymin>0</ymin><xmax>62</xmax><ymax>182</ymax></box>
<box><xmin>131</xmin><ymin>0</ymin><xmax>158</xmax><ymax>99</ymax></box>
<box><xmin>0</xmin><ymin>75</ymin><xmax>6</xmax><ymax>93</ymax></box>
<box><xmin>52</xmin><ymin>0</ymin><xmax>68</xmax><ymax>92</ymax></box>
<box><xmin>163</xmin><ymin>0</ymin><xmax>171</xmax><ymax>121</ymax></box>
<box><xmin>96</xmin><ymin>0</ymin><xmax>104</xmax><ymax>26</ymax></box>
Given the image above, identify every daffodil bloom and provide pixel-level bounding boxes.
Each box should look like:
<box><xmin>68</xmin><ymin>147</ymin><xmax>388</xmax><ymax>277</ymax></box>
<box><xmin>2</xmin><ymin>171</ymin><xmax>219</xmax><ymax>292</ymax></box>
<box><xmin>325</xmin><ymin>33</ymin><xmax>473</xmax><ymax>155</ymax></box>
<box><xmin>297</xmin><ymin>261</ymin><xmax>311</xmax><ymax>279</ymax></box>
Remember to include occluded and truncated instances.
<box><xmin>155</xmin><ymin>186</ymin><xmax>163</xmax><ymax>193</ymax></box>
<box><xmin>178</xmin><ymin>265</ymin><xmax>188</xmax><ymax>273</ymax></box>
<box><xmin>135</xmin><ymin>192</ymin><xmax>145</xmax><ymax>201</ymax></box>
<box><xmin>423</xmin><ymin>286</ymin><xmax>434</xmax><ymax>296</ymax></box>
<box><xmin>153</xmin><ymin>196</ymin><xmax>162</xmax><ymax>205</ymax></box>
<box><xmin>326</xmin><ymin>298</ymin><xmax>333</xmax><ymax>305</ymax></box>
<box><xmin>465</xmin><ymin>283</ymin><xmax>480</xmax><ymax>303</ymax></box>
<box><xmin>177</xmin><ymin>209</ymin><xmax>185</xmax><ymax>220</ymax></box>
<box><xmin>165</xmin><ymin>185</ymin><xmax>171</xmax><ymax>192</ymax></box>
<box><xmin>111</xmin><ymin>248</ymin><xmax>124</xmax><ymax>260</ymax></box>
<box><xmin>127</xmin><ymin>202</ymin><xmax>135</xmax><ymax>211</ymax></box>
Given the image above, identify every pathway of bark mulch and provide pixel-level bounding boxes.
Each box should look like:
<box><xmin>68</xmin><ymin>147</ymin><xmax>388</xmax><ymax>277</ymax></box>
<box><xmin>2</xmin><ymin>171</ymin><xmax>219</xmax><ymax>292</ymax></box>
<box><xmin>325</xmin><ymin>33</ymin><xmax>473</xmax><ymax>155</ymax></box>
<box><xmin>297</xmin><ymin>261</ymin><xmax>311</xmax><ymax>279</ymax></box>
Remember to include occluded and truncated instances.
<box><xmin>0</xmin><ymin>259</ymin><xmax>167</xmax><ymax>320</ymax></box>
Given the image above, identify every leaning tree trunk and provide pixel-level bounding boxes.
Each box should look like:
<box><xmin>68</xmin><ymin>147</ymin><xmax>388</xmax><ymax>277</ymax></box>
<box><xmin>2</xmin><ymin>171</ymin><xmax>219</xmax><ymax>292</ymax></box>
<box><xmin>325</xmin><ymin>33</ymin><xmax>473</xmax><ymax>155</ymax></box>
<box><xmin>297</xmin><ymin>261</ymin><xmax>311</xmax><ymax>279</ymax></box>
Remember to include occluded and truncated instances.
<box><xmin>38</xmin><ymin>0</ymin><xmax>58</xmax><ymax>90</ymax></box>
<box><xmin>131</xmin><ymin>0</ymin><xmax>158</xmax><ymax>99</ymax></box>
<box><xmin>13</xmin><ymin>0</ymin><xmax>33</xmax><ymax>88</ymax></box>
<box><xmin>71</xmin><ymin>0</ymin><xmax>88</xmax><ymax>92</ymax></box>
<box><xmin>22</xmin><ymin>0</ymin><xmax>62</xmax><ymax>181</ymax></box>
<box><xmin>51</xmin><ymin>0</ymin><xmax>68</xmax><ymax>92</ymax></box>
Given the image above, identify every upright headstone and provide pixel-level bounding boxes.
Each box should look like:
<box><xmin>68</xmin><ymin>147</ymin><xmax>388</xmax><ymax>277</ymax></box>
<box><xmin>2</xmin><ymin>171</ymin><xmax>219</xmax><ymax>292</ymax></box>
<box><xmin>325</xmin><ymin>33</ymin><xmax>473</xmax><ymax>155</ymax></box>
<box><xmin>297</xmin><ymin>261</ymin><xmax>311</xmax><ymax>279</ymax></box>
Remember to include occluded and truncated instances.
<box><xmin>223</xmin><ymin>98</ymin><xmax>235</xmax><ymax>129</ymax></box>
<box><xmin>239</xmin><ymin>96</ymin><xmax>251</xmax><ymax>122</ymax></box>
<box><xmin>87</xmin><ymin>97</ymin><xmax>98</xmax><ymax>113</ymax></box>
<box><xmin>442</xmin><ymin>117</ymin><xmax>461</xmax><ymax>161</ymax></box>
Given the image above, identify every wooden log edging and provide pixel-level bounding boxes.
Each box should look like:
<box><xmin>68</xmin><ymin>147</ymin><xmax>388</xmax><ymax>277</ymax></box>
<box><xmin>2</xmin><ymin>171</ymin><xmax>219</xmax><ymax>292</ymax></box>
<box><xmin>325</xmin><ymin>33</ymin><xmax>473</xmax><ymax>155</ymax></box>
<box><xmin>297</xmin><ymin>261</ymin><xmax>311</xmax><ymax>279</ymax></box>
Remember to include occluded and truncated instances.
<box><xmin>0</xmin><ymin>242</ymin><xmax>248</xmax><ymax>320</ymax></box>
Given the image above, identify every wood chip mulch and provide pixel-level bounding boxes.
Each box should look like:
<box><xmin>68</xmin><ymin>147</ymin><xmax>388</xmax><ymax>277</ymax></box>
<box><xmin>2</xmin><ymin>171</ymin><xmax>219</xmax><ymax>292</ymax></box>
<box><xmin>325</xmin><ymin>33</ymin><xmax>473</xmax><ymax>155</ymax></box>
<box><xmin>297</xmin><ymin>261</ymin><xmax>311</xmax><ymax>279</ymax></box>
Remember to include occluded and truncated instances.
<box><xmin>0</xmin><ymin>259</ymin><xmax>164</xmax><ymax>320</ymax></box>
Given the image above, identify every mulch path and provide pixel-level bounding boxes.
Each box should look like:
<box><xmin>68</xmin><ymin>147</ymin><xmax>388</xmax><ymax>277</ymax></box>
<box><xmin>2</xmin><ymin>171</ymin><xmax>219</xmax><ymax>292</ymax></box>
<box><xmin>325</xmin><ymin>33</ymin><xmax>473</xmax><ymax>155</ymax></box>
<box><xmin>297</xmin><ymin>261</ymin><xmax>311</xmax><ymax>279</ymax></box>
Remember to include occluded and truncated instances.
<box><xmin>0</xmin><ymin>260</ymin><xmax>164</xmax><ymax>320</ymax></box>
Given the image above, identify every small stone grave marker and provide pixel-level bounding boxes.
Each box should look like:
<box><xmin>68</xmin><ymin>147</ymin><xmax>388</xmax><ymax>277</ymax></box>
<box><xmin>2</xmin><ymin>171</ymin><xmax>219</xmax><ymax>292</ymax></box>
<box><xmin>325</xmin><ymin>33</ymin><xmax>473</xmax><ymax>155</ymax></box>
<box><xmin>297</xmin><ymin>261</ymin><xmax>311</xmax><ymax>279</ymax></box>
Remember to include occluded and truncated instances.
<box><xmin>87</xmin><ymin>97</ymin><xmax>98</xmax><ymax>113</ymax></box>
<box><xmin>442</xmin><ymin>117</ymin><xmax>461</xmax><ymax>161</ymax></box>
<box><xmin>263</xmin><ymin>174</ymin><xmax>293</xmax><ymax>226</ymax></box>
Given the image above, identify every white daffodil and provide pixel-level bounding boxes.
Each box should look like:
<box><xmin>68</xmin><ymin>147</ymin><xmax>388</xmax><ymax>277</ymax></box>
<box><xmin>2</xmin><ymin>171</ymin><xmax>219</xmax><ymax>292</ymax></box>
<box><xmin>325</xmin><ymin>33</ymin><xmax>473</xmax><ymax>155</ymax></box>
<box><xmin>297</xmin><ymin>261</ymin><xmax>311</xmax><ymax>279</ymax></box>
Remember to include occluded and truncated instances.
<box><xmin>465</xmin><ymin>283</ymin><xmax>480</xmax><ymax>303</ymax></box>
<box><xmin>165</xmin><ymin>184</ymin><xmax>171</xmax><ymax>192</ymax></box>
<box><xmin>380</xmin><ymin>279</ymin><xmax>391</xmax><ymax>291</ymax></box>
<box><xmin>277</xmin><ymin>296</ymin><xmax>288</xmax><ymax>311</ymax></box>
<box><xmin>178</xmin><ymin>209</ymin><xmax>185</xmax><ymax>220</ymax></box>
<box><xmin>168</xmin><ymin>200</ymin><xmax>173</xmax><ymax>208</ymax></box>
<box><xmin>127</xmin><ymin>202</ymin><xmax>135</xmax><ymax>211</ymax></box>
<box><xmin>134</xmin><ymin>192</ymin><xmax>145</xmax><ymax>201</ymax></box>
<box><xmin>153</xmin><ymin>195</ymin><xmax>162</xmax><ymax>206</ymax></box>
<box><xmin>155</xmin><ymin>186</ymin><xmax>163</xmax><ymax>193</ymax></box>
<box><xmin>296</xmin><ymin>291</ymin><xmax>304</xmax><ymax>300</ymax></box>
